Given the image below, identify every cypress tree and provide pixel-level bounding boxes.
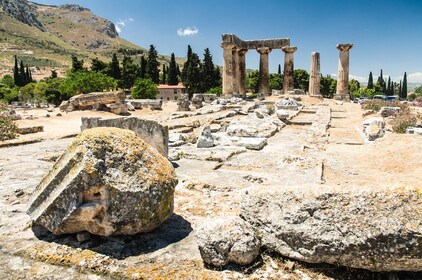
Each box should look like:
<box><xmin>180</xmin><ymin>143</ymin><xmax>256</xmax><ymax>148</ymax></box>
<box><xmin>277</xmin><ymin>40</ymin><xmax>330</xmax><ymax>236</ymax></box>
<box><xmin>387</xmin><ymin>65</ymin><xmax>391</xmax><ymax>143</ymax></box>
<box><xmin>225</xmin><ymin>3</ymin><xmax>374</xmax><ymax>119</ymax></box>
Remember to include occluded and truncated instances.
<box><xmin>25</xmin><ymin>65</ymin><xmax>32</xmax><ymax>84</ymax></box>
<box><xmin>278</xmin><ymin>64</ymin><xmax>281</xmax><ymax>75</ymax></box>
<box><xmin>367</xmin><ymin>71</ymin><xmax>373</xmax><ymax>89</ymax></box>
<box><xmin>161</xmin><ymin>64</ymin><xmax>167</xmax><ymax>84</ymax></box>
<box><xmin>13</xmin><ymin>55</ymin><xmax>21</xmax><ymax>87</ymax></box>
<box><xmin>139</xmin><ymin>56</ymin><xmax>147</xmax><ymax>79</ymax></box>
<box><xmin>376</xmin><ymin>69</ymin><xmax>386</xmax><ymax>93</ymax></box>
<box><xmin>402</xmin><ymin>72</ymin><xmax>407</xmax><ymax>99</ymax></box>
<box><xmin>146</xmin><ymin>44</ymin><xmax>160</xmax><ymax>84</ymax></box>
<box><xmin>386</xmin><ymin>76</ymin><xmax>391</xmax><ymax>96</ymax></box>
<box><xmin>110</xmin><ymin>53</ymin><xmax>121</xmax><ymax>79</ymax></box>
<box><xmin>19</xmin><ymin>60</ymin><xmax>26</xmax><ymax>86</ymax></box>
<box><xmin>399</xmin><ymin>80</ymin><xmax>402</xmax><ymax>98</ymax></box>
<box><xmin>181</xmin><ymin>45</ymin><xmax>201</xmax><ymax>98</ymax></box>
<box><xmin>167</xmin><ymin>53</ymin><xmax>179</xmax><ymax>85</ymax></box>
<box><xmin>201</xmin><ymin>48</ymin><xmax>216</xmax><ymax>91</ymax></box>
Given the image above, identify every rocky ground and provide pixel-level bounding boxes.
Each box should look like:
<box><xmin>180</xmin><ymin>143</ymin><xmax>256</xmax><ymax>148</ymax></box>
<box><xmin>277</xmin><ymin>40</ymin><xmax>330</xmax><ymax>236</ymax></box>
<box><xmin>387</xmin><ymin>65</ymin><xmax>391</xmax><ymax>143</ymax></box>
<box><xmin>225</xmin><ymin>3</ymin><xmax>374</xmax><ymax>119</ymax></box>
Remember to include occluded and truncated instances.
<box><xmin>0</xmin><ymin>95</ymin><xmax>421</xmax><ymax>279</ymax></box>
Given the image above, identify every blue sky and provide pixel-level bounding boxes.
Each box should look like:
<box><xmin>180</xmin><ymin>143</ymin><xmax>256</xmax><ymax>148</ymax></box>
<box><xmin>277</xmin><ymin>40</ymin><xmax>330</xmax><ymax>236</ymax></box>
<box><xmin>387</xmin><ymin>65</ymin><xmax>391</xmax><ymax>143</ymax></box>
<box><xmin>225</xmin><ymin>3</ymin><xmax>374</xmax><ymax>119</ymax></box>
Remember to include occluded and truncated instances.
<box><xmin>34</xmin><ymin>0</ymin><xmax>422</xmax><ymax>83</ymax></box>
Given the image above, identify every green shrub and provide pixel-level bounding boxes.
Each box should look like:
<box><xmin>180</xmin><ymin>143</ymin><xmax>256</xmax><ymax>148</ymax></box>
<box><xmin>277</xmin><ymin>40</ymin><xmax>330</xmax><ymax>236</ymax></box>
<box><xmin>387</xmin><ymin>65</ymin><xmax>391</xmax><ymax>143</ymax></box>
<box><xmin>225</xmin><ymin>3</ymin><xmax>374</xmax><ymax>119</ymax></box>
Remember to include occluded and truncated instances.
<box><xmin>392</xmin><ymin>109</ymin><xmax>420</xmax><ymax>133</ymax></box>
<box><xmin>208</xmin><ymin>86</ymin><xmax>222</xmax><ymax>96</ymax></box>
<box><xmin>362</xmin><ymin>100</ymin><xmax>408</xmax><ymax>112</ymax></box>
<box><xmin>131</xmin><ymin>79</ymin><xmax>158</xmax><ymax>99</ymax></box>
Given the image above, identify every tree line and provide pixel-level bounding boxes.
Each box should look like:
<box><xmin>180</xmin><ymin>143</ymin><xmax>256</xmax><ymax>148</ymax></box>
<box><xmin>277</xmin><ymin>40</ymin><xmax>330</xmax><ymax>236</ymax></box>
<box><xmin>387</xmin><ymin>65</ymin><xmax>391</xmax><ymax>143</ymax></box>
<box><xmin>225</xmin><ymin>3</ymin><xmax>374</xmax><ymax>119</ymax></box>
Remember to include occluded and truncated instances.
<box><xmin>354</xmin><ymin>69</ymin><xmax>408</xmax><ymax>99</ymax></box>
<box><xmin>0</xmin><ymin>45</ymin><xmax>222</xmax><ymax>105</ymax></box>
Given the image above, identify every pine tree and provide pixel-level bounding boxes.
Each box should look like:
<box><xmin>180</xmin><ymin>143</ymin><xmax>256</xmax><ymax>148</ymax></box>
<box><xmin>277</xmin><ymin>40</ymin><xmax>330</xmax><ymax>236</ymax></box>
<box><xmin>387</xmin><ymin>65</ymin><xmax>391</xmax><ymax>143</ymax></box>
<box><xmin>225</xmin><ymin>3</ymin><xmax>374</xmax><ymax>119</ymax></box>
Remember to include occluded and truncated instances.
<box><xmin>161</xmin><ymin>64</ymin><xmax>167</xmax><ymax>84</ymax></box>
<box><xmin>71</xmin><ymin>55</ymin><xmax>84</xmax><ymax>72</ymax></box>
<box><xmin>146</xmin><ymin>45</ymin><xmax>160</xmax><ymax>84</ymax></box>
<box><xmin>167</xmin><ymin>53</ymin><xmax>179</xmax><ymax>85</ymax></box>
<box><xmin>367</xmin><ymin>71</ymin><xmax>373</xmax><ymax>89</ymax></box>
<box><xmin>201</xmin><ymin>48</ymin><xmax>217</xmax><ymax>92</ymax></box>
<box><xmin>110</xmin><ymin>53</ymin><xmax>121</xmax><ymax>79</ymax></box>
<box><xmin>181</xmin><ymin>45</ymin><xmax>193</xmax><ymax>83</ymax></box>
<box><xmin>402</xmin><ymin>72</ymin><xmax>407</xmax><ymax>99</ymax></box>
<box><xmin>139</xmin><ymin>56</ymin><xmax>147</xmax><ymax>79</ymax></box>
<box><xmin>13</xmin><ymin>55</ymin><xmax>21</xmax><ymax>87</ymax></box>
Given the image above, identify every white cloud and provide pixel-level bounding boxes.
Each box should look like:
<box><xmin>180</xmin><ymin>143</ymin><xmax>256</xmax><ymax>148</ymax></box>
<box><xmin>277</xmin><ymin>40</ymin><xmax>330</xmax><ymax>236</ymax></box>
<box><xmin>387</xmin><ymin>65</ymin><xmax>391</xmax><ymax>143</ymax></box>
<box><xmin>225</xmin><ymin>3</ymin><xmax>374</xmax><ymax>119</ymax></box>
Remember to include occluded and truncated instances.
<box><xmin>397</xmin><ymin>72</ymin><xmax>422</xmax><ymax>83</ymax></box>
<box><xmin>177</xmin><ymin>26</ymin><xmax>199</xmax><ymax>37</ymax></box>
<box><xmin>115</xmin><ymin>18</ymin><xmax>134</xmax><ymax>33</ymax></box>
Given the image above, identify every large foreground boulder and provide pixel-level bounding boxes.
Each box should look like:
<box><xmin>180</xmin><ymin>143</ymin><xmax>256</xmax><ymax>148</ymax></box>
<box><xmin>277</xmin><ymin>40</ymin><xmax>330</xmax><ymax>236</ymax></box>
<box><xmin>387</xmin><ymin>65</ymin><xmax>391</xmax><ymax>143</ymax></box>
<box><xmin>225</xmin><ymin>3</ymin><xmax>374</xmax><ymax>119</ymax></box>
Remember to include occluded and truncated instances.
<box><xmin>27</xmin><ymin>127</ymin><xmax>177</xmax><ymax>236</ymax></box>
<box><xmin>240</xmin><ymin>185</ymin><xmax>422</xmax><ymax>272</ymax></box>
<box><xmin>196</xmin><ymin>217</ymin><xmax>260</xmax><ymax>266</ymax></box>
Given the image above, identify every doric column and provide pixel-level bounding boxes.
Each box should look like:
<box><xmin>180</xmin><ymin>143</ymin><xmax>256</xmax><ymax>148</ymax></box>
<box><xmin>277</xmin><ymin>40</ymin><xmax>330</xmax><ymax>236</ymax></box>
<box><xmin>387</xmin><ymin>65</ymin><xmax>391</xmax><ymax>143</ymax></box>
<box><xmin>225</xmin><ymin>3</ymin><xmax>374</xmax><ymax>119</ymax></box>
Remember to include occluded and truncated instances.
<box><xmin>232</xmin><ymin>48</ymin><xmax>239</xmax><ymax>95</ymax></box>
<box><xmin>309</xmin><ymin>52</ymin><xmax>321</xmax><ymax>95</ymax></box>
<box><xmin>257</xmin><ymin>47</ymin><xmax>271</xmax><ymax>96</ymax></box>
<box><xmin>282</xmin><ymin>46</ymin><xmax>297</xmax><ymax>94</ymax></box>
<box><xmin>238</xmin><ymin>49</ymin><xmax>248</xmax><ymax>97</ymax></box>
<box><xmin>335</xmin><ymin>44</ymin><xmax>353</xmax><ymax>100</ymax></box>
<box><xmin>222</xmin><ymin>44</ymin><xmax>235</xmax><ymax>97</ymax></box>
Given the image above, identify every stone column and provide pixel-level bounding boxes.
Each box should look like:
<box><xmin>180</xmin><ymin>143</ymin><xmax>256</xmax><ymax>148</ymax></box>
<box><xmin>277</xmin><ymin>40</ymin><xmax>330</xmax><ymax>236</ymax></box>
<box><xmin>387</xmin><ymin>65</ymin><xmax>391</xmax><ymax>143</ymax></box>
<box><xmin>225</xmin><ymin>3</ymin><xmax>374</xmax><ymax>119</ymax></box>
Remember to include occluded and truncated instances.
<box><xmin>222</xmin><ymin>44</ymin><xmax>235</xmax><ymax>98</ymax></box>
<box><xmin>335</xmin><ymin>44</ymin><xmax>353</xmax><ymax>100</ymax></box>
<box><xmin>282</xmin><ymin>46</ymin><xmax>297</xmax><ymax>94</ymax></box>
<box><xmin>232</xmin><ymin>48</ymin><xmax>239</xmax><ymax>95</ymax></box>
<box><xmin>257</xmin><ymin>47</ymin><xmax>271</xmax><ymax>96</ymax></box>
<box><xmin>238</xmin><ymin>49</ymin><xmax>248</xmax><ymax>97</ymax></box>
<box><xmin>308</xmin><ymin>52</ymin><xmax>321</xmax><ymax>96</ymax></box>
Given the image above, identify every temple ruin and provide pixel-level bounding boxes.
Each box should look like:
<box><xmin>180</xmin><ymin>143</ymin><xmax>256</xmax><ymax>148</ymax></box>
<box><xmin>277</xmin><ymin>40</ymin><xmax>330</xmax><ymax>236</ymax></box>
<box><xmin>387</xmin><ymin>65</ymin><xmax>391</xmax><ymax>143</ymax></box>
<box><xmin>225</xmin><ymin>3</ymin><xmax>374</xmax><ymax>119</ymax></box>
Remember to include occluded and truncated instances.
<box><xmin>221</xmin><ymin>34</ymin><xmax>293</xmax><ymax>98</ymax></box>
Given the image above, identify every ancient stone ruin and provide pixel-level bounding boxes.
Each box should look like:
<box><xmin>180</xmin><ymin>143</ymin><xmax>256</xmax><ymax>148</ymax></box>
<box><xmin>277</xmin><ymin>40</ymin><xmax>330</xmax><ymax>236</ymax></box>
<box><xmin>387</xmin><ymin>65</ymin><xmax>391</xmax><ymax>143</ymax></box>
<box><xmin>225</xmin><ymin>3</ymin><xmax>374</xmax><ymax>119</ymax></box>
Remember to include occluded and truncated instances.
<box><xmin>335</xmin><ymin>44</ymin><xmax>353</xmax><ymax>101</ymax></box>
<box><xmin>308</xmin><ymin>52</ymin><xmax>321</xmax><ymax>96</ymax></box>
<box><xmin>59</xmin><ymin>91</ymin><xmax>128</xmax><ymax>115</ymax></box>
<box><xmin>221</xmin><ymin>34</ymin><xmax>293</xmax><ymax>97</ymax></box>
<box><xmin>27</xmin><ymin>127</ymin><xmax>177</xmax><ymax>236</ymax></box>
<box><xmin>81</xmin><ymin>117</ymin><xmax>169</xmax><ymax>157</ymax></box>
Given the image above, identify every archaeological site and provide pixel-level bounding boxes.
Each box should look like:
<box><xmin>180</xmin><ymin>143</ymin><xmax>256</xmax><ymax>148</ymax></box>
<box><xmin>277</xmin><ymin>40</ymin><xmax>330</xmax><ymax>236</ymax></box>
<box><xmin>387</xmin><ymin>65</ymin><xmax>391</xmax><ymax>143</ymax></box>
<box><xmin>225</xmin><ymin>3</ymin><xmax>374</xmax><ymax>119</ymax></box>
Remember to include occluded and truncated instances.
<box><xmin>0</xmin><ymin>4</ymin><xmax>421</xmax><ymax>277</ymax></box>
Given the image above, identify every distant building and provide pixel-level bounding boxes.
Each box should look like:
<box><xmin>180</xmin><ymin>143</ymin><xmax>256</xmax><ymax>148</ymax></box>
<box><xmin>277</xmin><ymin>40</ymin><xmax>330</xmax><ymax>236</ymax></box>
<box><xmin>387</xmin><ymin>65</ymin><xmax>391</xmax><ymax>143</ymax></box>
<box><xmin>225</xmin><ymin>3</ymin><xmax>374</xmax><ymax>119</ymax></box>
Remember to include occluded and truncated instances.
<box><xmin>157</xmin><ymin>84</ymin><xmax>185</xmax><ymax>100</ymax></box>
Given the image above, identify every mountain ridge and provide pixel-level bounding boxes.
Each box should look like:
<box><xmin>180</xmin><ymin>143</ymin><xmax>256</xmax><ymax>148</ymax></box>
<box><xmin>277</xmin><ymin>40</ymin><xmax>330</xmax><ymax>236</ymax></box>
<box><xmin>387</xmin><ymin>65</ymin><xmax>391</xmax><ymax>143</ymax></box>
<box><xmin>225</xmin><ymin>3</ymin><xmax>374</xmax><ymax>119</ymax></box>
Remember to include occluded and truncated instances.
<box><xmin>0</xmin><ymin>0</ymin><xmax>149</xmax><ymax>77</ymax></box>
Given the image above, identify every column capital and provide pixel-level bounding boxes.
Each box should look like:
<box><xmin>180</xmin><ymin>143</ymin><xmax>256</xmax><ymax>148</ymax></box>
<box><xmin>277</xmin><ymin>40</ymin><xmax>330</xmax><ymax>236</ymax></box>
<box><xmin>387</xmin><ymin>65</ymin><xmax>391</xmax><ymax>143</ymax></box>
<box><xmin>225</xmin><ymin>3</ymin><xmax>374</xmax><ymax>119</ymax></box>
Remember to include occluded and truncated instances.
<box><xmin>336</xmin><ymin>44</ymin><xmax>353</xmax><ymax>51</ymax></box>
<box><xmin>256</xmin><ymin>47</ymin><xmax>271</xmax><ymax>54</ymax></box>
<box><xmin>282</xmin><ymin>46</ymin><xmax>297</xmax><ymax>53</ymax></box>
<box><xmin>221</xmin><ymin>43</ymin><xmax>236</xmax><ymax>50</ymax></box>
<box><xmin>237</xmin><ymin>48</ymin><xmax>248</xmax><ymax>55</ymax></box>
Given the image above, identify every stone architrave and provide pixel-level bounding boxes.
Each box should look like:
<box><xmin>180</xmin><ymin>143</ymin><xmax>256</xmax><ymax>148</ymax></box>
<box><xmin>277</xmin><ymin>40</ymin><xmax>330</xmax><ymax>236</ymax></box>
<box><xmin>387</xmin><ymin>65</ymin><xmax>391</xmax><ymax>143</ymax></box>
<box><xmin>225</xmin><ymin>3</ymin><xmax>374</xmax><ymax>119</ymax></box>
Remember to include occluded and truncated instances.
<box><xmin>309</xmin><ymin>52</ymin><xmax>321</xmax><ymax>96</ymax></box>
<box><xmin>257</xmin><ymin>47</ymin><xmax>272</xmax><ymax>96</ymax></box>
<box><xmin>222</xmin><ymin>45</ymin><xmax>235</xmax><ymax>97</ymax></box>
<box><xmin>335</xmin><ymin>44</ymin><xmax>353</xmax><ymax>100</ymax></box>
<box><xmin>238</xmin><ymin>49</ymin><xmax>248</xmax><ymax>97</ymax></box>
<box><xmin>282</xmin><ymin>46</ymin><xmax>297</xmax><ymax>94</ymax></box>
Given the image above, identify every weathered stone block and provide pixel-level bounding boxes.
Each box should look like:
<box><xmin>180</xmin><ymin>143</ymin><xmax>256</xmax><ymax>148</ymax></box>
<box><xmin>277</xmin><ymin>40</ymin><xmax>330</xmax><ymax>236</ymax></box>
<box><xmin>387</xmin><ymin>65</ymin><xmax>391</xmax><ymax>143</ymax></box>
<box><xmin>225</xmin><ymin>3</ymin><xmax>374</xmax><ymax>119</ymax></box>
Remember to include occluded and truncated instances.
<box><xmin>196</xmin><ymin>217</ymin><xmax>260</xmax><ymax>266</ymax></box>
<box><xmin>240</xmin><ymin>185</ymin><xmax>422</xmax><ymax>271</ymax></box>
<box><xmin>27</xmin><ymin>127</ymin><xmax>177</xmax><ymax>236</ymax></box>
<box><xmin>81</xmin><ymin>117</ymin><xmax>168</xmax><ymax>157</ymax></box>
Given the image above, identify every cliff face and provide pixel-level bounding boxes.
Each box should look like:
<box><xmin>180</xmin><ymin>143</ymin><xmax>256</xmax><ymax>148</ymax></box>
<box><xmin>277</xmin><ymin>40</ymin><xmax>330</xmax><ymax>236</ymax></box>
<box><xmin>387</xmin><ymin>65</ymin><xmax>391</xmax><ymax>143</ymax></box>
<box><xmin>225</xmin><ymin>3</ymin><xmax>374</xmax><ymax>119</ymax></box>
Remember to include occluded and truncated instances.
<box><xmin>0</xmin><ymin>0</ymin><xmax>45</xmax><ymax>31</ymax></box>
<box><xmin>0</xmin><ymin>0</ymin><xmax>143</xmax><ymax>68</ymax></box>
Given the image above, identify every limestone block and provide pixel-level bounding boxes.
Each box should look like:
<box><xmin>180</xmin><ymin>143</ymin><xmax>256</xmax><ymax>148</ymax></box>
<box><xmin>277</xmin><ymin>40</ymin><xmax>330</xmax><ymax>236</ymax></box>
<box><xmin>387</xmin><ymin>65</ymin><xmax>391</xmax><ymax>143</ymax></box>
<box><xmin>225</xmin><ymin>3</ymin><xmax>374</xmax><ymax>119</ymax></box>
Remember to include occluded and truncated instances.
<box><xmin>81</xmin><ymin>117</ymin><xmax>168</xmax><ymax>157</ymax></box>
<box><xmin>27</xmin><ymin>127</ymin><xmax>177</xmax><ymax>236</ymax></box>
<box><xmin>192</xmin><ymin>94</ymin><xmax>204</xmax><ymax>109</ymax></box>
<box><xmin>197</xmin><ymin>125</ymin><xmax>214</xmax><ymax>148</ymax></box>
<box><xmin>130</xmin><ymin>99</ymin><xmax>163</xmax><ymax>110</ymax></box>
<box><xmin>276</xmin><ymin>109</ymin><xmax>289</xmax><ymax>121</ymax></box>
<box><xmin>241</xmin><ymin>185</ymin><xmax>422</xmax><ymax>271</ymax></box>
<box><xmin>107</xmin><ymin>103</ymin><xmax>128</xmax><ymax>115</ymax></box>
<box><xmin>177</xmin><ymin>98</ymin><xmax>191</xmax><ymax>111</ymax></box>
<box><xmin>196</xmin><ymin>217</ymin><xmax>260</xmax><ymax>266</ymax></box>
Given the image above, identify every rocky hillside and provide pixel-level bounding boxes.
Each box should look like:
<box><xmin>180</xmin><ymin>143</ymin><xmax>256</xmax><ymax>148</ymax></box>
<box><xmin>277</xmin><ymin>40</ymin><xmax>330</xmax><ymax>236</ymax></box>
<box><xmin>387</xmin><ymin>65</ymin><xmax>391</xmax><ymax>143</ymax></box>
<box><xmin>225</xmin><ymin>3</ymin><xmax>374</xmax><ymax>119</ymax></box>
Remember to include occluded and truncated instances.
<box><xmin>0</xmin><ymin>0</ymin><xmax>146</xmax><ymax>74</ymax></box>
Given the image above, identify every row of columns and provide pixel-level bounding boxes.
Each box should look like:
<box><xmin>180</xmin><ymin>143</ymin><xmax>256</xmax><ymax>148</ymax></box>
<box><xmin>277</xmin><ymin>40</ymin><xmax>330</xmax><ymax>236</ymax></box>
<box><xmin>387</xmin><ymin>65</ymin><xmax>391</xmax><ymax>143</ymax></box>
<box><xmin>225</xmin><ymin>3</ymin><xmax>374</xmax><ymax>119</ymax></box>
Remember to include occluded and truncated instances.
<box><xmin>223</xmin><ymin>43</ymin><xmax>353</xmax><ymax>100</ymax></box>
<box><xmin>222</xmin><ymin>45</ymin><xmax>297</xmax><ymax>97</ymax></box>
